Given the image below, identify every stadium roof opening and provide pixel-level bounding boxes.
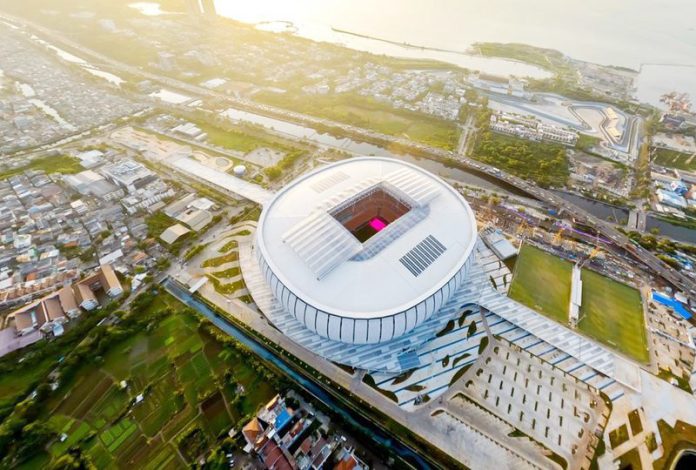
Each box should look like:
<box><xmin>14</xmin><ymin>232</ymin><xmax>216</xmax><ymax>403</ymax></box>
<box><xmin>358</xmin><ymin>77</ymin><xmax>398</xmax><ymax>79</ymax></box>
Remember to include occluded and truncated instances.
<box><xmin>329</xmin><ymin>184</ymin><xmax>411</xmax><ymax>243</ymax></box>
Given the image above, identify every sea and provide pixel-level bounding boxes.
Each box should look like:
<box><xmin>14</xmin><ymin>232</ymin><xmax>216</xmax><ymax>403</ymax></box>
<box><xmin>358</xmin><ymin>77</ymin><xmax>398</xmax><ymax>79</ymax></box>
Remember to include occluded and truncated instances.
<box><xmin>212</xmin><ymin>0</ymin><xmax>696</xmax><ymax>107</ymax></box>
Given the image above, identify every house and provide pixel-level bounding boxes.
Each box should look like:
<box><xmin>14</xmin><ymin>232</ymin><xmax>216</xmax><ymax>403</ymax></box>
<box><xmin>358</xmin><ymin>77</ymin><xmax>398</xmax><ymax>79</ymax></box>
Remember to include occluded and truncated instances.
<box><xmin>74</xmin><ymin>264</ymin><xmax>124</xmax><ymax>310</ymax></box>
<box><xmin>58</xmin><ymin>285</ymin><xmax>79</xmax><ymax>318</ymax></box>
<box><xmin>99</xmin><ymin>263</ymin><xmax>124</xmax><ymax>297</ymax></box>
<box><xmin>10</xmin><ymin>263</ymin><xmax>123</xmax><ymax>335</ymax></box>
<box><xmin>176</xmin><ymin>208</ymin><xmax>212</xmax><ymax>232</ymax></box>
<box><xmin>259</xmin><ymin>439</ymin><xmax>293</xmax><ymax>470</ymax></box>
<box><xmin>333</xmin><ymin>448</ymin><xmax>367</xmax><ymax>470</ymax></box>
<box><xmin>242</xmin><ymin>418</ymin><xmax>265</xmax><ymax>452</ymax></box>
<box><xmin>13</xmin><ymin>302</ymin><xmax>47</xmax><ymax>336</ymax></box>
<box><xmin>11</xmin><ymin>292</ymin><xmax>67</xmax><ymax>336</ymax></box>
<box><xmin>74</xmin><ymin>282</ymin><xmax>98</xmax><ymax>311</ymax></box>
<box><xmin>42</xmin><ymin>297</ymin><xmax>66</xmax><ymax>325</ymax></box>
<box><xmin>160</xmin><ymin>224</ymin><xmax>190</xmax><ymax>245</ymax></box>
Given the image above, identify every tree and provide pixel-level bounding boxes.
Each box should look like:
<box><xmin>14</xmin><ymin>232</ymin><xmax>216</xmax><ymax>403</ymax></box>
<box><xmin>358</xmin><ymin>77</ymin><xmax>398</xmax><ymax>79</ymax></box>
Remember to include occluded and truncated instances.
<box><xmin>15</xmin><ymin>421</ymin><xmax>55</xmax><ymax>461</ymax></box>
<box><xmin>264</xmin><ymin>166</ymin><xmax>282</xmax><ymax>180</ymax></box>
<box><xmin>49</xmin><ymin>449</ymin><xmax>96</xmax><ymax>470</ymax></box>
<box><xmin>464</xmin><ymin>88</ymin><xmax>479</xmax><ymax>103</ymax></box>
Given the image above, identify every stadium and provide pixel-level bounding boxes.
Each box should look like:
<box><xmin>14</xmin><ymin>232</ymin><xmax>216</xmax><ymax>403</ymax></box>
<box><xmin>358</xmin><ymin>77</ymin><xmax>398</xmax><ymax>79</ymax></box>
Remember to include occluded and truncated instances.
<box><xmin>254</xmin><ymin>157</ymin><xmax>478</xmax><ymax>345</ymax></box>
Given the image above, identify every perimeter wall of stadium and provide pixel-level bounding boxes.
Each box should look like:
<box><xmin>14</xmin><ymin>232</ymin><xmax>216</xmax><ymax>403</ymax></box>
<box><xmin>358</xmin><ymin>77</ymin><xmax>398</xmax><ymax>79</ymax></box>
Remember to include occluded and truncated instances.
<box><xmin>256</xmin><ymin>247</ymin><xmax>475</xmax><ymax>344</ymax></box>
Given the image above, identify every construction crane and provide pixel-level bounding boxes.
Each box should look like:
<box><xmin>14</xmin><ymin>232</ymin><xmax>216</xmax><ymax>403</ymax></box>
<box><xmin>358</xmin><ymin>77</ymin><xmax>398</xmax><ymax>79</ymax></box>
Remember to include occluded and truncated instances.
<box><xmin>579</xmin><ymin>246</ymin><xmax>602</xmax><ymax>269</ymax></box>
<box><xmin>552</xmin><ymin>226</ymin><xmax>565</xmax><ymax>246</ymax></box>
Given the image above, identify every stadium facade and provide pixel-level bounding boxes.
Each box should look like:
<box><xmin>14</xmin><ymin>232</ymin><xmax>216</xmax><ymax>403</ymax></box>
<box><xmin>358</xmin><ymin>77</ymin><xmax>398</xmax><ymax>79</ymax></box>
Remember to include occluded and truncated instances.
<box><xmin>255</xmin><ymin>157</ymin><xmax>477</xmax><ymax>345</ymax></box>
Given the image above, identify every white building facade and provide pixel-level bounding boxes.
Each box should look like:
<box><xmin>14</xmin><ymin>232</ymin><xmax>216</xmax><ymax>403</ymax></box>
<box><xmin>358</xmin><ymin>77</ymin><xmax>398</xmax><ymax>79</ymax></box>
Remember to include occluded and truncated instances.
<box><xmin>254</xmin><ymin>157</ymin><xmax>477</xmax><ymax>345</ymax></box>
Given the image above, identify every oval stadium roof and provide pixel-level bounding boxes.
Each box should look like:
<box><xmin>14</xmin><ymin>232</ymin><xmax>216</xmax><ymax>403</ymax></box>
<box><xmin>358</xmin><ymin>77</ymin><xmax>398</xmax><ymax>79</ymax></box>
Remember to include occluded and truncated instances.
<box><xmin>256</xmin><ymin>157</ymin><xmax>477</xmax><ymax>320</ymax></box>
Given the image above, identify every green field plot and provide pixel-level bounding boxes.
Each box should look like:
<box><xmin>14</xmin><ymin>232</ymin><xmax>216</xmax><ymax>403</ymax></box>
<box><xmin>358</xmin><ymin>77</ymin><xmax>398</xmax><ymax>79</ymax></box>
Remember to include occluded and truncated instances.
<box><xmin>0</xmin><ymin>155</ymin><xmax>83</xmax><ymax>181</ymax></box>
<box><xmin>86</xmin><ymin>439</ymin><xmax>113</xmax><ymax>468</ymax></box>
<box><xmin>508</xmin><ymin>244</ymin><xmax>573</xmax><ymax>323</ymax></box>
<box><xmin>0</xmin><ymin>357</ymin><xmax>55</xmax><ymax>413</ymax></box>
<box><xmin>101</xmin><ymin>418</ymin><xmax>138</xmax><ymax>453</ymax></box>
<box><xmin>578</xmin><ymin>270</ymin><xmax>648</xmax><ymax>363</ymax></box>
<box><xmin>48</xmin><ymin>418</ymin><xmax>92</xmax><ymax>457</ymax></box>
<box><xmin>55</xmin><ymin>370</ymin><xmax>112</xmax><ymax>419</ymax></box>
<box><xmin>27</xmin><ymin>290</ymin><xmax>279</xmax><ymax>468</ymax></box>
<box><xmin>133</xmin><ymin>374</ymin><xmax>184</xmax><ymax>437</ymax></box>
<box><xmin>201</xmin><ymin>391</ymin><xmax>233</xmax><ymax>438</ymax></box>
<box><xmin>653</xmin><ymin>147</ymin><xmax>696</xmax><ymax>171</ymax></box>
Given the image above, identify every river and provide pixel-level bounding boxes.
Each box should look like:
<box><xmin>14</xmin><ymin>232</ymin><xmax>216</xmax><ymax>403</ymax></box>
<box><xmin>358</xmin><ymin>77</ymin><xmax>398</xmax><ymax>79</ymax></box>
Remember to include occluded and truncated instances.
<box><xmin>163</xmin><ymin>279</ymin><xmax>433</xmax><ymax>469</ymax></box>
<box><xmin>27</xmin><ymin>34</ymin><xmax>125</xmax><ymax>86</ymax></box>
<box><xmin>222</xmin><ymin>107</ymin><xmax>529</xmax><ymax>196</ymax></box>
<box><xmin>211</xmin><ymin>0</ymin><xmax>696</xmax><ymax>106</ymax></box>
<box><xmin>646</xmin><ymin>217</ymin><xmax>696</xmax><ymax>245</ymax></box>
<box><xmin>554</xmin><ymin>191</ymin><xmax>696</xmax><ymax>245</ymax></box>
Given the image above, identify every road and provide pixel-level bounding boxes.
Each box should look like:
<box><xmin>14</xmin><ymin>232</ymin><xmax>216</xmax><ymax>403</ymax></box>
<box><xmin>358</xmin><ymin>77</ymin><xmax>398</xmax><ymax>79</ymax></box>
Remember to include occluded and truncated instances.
<box><xmin>3</xmin><ymin>12</ymin><xmax>694</xmax><ymax>296</ymax></box>
<box><xmin>456</xmin><ymin>115</ymin><xmax>476</xmax><ymax>156</ymax></box>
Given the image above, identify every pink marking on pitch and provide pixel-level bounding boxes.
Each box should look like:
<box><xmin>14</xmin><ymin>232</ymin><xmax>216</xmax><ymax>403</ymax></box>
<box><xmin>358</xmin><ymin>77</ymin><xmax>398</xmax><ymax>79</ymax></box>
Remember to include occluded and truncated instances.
<box><xmin>369</xmin><ymin>218</ymin><xmax>387</xmax><ymax>231</ymax></box>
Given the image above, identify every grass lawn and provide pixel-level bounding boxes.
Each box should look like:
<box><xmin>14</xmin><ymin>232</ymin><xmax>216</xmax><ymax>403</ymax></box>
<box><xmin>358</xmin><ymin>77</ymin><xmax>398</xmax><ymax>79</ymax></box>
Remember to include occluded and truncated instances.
<box><xmin>653</xmin><ymin>147</ymin><xmax>696</xmax><ymax>171</ymax></box>
<box><xmin>628</xmin><ymin>409</ymin><xmax>643</xmax><ymax>436</ymax></box>
<box><xmin>212</xmin><ymin>267</ymin><xmax>241</xmax><ymax>278</ymax></box>
<box><xmin>508</xmin><ymin>244</ymin><xmax>572</xmax><ymax>324</ymax></box>
<box><xmin>145</xmin><ymin>212</ymin><xmax>177</xmax><ymax>238</ymax></box>
<box><xmin>206</xmin><ymin>276</ymin><xmax>246</xmax><ymax>295</ymax></box>
<box><xmin>202</xmin><ymin>252</ymin><xmax>239</xmax><ymax>268</ymax></box>
<box><xmin>255</xmin><ymin>91</ymin><xmax>460</xmax><ymax>150</ymax></box>
<box><xmin>609</xmin><ymin>423</ymin><xmax>630</xmax><ymax>449</ymax></box>
<box><xmin>218</xmin><ymin>239</ymin><xmax>238</xmax><ymax>253</ymax></box>
<box><xmin>617</xmin><ymin>447</ymin><xmax>642</xmax><ymax>470</ymax></box>
<box><xmin>193</xmin><ymin>120</ymin><xmax>281</xmax><ymax>154</ymax></box>
<box><xmin>0</xmin><ymin>155</ymin><xmax>83</xmax><ymax>181</ymax></box>
<box><xmin>578</xmin><ymin>270</ymin><xmax>648</xmax><ymax>363</ymax></box>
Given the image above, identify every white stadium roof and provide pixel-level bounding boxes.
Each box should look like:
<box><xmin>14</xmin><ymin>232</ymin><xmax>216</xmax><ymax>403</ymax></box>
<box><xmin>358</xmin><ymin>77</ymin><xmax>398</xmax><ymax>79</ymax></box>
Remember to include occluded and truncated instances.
<box><xmin>257</xmin><ymin>157</ymin><xmax>477</xmax><ymax>320</ymax></box>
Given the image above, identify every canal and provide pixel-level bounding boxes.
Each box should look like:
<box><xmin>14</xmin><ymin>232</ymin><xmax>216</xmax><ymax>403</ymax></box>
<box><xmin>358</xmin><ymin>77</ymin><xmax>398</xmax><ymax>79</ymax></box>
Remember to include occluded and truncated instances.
<box><xmin>163</xmin><ymin>278</ymin><xmax>436</xmax><ymax>469</ymax></box>
<box><xmin>222</xmin><ymin>107</ymin><xmax>530</xmax><ymax>197</ymax></box>
<box><xmin>554</xmin><ymin>191</ymin><xmax>696</xmax><ymax>245</ymax></box>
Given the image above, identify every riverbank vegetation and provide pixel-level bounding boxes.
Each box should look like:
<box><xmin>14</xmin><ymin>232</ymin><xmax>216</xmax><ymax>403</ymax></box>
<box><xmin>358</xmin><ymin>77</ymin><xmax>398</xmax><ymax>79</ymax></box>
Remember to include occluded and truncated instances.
<box><xmin>632</xmin><ymin>113</ymin><xmax>660</xmax><ymax>198</ymax></box>
<box><xmin>471</xmin><ymin>131</ymin><xmax>569</xmax><ymax>187</ymax></box>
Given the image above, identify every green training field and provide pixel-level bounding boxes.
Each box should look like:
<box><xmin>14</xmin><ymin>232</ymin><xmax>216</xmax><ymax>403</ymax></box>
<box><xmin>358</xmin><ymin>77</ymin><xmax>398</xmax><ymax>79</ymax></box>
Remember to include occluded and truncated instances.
<box><xmin>578</xmin><ymin>270</ymin><xmax>648</xmax><ymax>363</ymax></box>
<box><xmin>508</xmin><ymin>244</ymin><xmax>573</xmax><ymax>324</ymax></box>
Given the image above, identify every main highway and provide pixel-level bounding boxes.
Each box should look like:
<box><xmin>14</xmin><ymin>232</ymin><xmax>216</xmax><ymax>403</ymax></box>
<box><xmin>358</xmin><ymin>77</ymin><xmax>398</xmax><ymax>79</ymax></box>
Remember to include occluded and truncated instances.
<box><xmin>3</xmin><ymin>11</ymin><xmax>694</xmax><ymax>296</ymax></box>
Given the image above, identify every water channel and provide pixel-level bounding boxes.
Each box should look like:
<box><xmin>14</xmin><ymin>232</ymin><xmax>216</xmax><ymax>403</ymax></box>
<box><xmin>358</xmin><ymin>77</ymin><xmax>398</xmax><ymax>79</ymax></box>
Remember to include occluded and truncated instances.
<box><xmin>554</xmin><ymin>191</ymin><xmax>696</xmax><ymax>245</ymax></box>
<box><xmin>163</xmin><ymin>278</ymin><xmax>434</xmax><ymax>469</ymax></box>
<box><xmin>222</xmin><ymin>108</ymin><xmax>527</xmax><ymax>196</ymax></box>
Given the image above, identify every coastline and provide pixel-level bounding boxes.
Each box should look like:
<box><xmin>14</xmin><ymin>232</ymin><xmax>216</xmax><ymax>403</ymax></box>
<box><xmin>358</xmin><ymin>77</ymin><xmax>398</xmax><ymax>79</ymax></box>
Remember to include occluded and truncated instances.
<box><xmin>330</xmin><ymin>26</ymin><xmax>553</xmax><ymax>76</ymax></box>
